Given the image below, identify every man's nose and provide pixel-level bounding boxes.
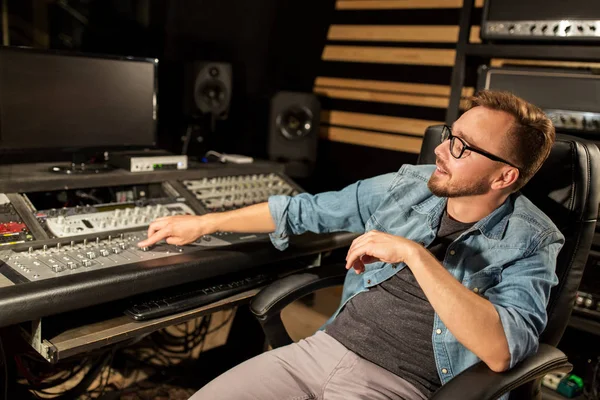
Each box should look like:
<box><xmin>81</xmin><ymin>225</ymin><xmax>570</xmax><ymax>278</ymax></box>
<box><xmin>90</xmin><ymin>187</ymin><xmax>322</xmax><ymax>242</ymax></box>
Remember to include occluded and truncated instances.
<box><xmin>434</xmin><ymin>141</ymin><xmax>448</xmax><ymax>158</ymax></box>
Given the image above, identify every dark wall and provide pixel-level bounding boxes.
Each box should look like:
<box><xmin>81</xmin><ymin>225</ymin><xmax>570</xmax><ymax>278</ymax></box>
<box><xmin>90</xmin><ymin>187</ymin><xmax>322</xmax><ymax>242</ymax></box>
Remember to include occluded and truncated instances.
<box><xmin>157</xmin><ymin>0</ymin><xmax>335</xmax><ymax>159</ymax></box>
<box><xmin>42</xmin><ymin>0</ymin><xmax>335</xmax><ymax>161</ymax></box>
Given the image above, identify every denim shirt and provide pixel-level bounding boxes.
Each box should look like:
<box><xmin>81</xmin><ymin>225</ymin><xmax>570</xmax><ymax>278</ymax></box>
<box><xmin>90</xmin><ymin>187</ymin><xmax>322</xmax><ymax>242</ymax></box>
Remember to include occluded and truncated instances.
<box><xmin>267</xmin><ymin>164</ymin><xmax>563</xmax><ymax>395</ymax></box>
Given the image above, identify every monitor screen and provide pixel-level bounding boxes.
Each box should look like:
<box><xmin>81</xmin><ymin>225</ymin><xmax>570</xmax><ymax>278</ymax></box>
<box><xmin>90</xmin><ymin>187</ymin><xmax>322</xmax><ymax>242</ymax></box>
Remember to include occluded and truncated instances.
<box><xmin>0</xmin><ymin>47</ymin><xmax>157</xmax><ymax>151</ymax></box>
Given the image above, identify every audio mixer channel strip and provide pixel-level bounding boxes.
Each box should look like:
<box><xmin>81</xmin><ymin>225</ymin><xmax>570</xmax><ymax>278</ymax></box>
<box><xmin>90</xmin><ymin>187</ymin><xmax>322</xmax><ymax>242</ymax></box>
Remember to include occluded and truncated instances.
<box><xmin>0</xmin><ymin>172</ymin><xmax>302</xmax><ymax>283</ymax></box>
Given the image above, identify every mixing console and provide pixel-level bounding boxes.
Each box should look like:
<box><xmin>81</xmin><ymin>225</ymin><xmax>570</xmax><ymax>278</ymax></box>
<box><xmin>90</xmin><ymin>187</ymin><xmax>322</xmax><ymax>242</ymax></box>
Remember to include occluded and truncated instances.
<box><xmin>182</xmin><ymin>173</ymin><xmax>299</xmax><ymax>212</ymax></box>
<box><xmin>0</xmin><ymin>171</ymin><xmax>304</xmax><ymax>282</ymax></box>
<box><xmin>27</xmin><ymin>182</ymin><xmax>195</xmax><ymax>239</ymax></box>
<box><xmin>0</xmin><ymin>194</ymin><xmax>34</xmax><ymax>246</ymax></box>
<box><xmin>1</xmin><ymin>231</ymin><xmax>232</xmax><ymax>282</ymax></box>
<box><xmin>41</xmin><ymin>202</ymin><xmax>195</xmax><ymax>238</ymax></box>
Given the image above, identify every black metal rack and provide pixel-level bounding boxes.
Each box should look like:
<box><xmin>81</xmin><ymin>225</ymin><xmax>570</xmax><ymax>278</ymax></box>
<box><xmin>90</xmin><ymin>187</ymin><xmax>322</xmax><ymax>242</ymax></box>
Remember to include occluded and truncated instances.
<box><xmin>445</xmin><ymin>0</ymin><xmax>600</xmax><ymax>125</ymax></box>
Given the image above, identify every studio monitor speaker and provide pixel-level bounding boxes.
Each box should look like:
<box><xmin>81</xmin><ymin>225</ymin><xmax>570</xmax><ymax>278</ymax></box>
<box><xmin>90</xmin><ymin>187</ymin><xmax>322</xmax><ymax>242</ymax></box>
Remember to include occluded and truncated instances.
<box><xmin>185</xmin><ymin>61</ymin><xmax>232</xmax><ymax>119</ymax></box>
<box><xmin>268</xmin><ymin>91</ymin><xmax>320</xmax><ymax>178</ymax></box>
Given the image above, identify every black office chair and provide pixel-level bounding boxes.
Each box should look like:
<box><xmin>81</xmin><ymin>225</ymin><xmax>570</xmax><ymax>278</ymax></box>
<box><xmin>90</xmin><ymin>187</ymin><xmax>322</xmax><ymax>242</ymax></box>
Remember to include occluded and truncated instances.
<box><xmin>250</xmin><ymin>125</ymin><xmax>600</xmax><ymax>399</ymax></box>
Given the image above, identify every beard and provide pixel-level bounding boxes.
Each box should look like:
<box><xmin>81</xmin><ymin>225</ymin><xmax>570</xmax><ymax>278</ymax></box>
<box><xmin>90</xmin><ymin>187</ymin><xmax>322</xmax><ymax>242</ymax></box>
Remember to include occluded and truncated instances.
<box><xmin>428</xmin><ymin>172</ymin><xmax>490</xmax><ymax>198</ymax></box>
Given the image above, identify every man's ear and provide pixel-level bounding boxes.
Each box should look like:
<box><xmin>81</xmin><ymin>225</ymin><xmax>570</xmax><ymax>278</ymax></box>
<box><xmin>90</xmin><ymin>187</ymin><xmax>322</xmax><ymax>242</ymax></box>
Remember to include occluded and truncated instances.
<box><xmin>491</xmin><ymin>168</ymin><xmax>519</xmax><ymax>191</ymax></box>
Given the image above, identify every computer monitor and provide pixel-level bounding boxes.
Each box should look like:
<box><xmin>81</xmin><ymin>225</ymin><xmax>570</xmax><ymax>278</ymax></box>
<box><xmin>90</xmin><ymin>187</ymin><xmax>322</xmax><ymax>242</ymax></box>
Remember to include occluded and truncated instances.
<box><xmin>0</xmin><ymin>47</ymin><xmax>157</xmax><ymax>156</ymax></box>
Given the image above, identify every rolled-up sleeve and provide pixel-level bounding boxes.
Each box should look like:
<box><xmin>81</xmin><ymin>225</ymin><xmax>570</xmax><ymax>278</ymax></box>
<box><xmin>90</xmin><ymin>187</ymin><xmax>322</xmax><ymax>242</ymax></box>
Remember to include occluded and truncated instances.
<box><xmin>485</xmin><ymin>231</ymin><xmax>563</xmax><ymax>368</ymax></box>
<box><xmin>267</xmin><ymin>173</ymin><xmax>396</xmax><ymax>250</ymax></box>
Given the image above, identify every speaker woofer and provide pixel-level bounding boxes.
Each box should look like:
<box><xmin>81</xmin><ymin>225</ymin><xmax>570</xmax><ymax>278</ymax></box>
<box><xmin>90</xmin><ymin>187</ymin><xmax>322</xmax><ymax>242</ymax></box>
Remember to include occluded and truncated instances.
<box><xmin>276</xmin><ymin>106</ymin><xmax>313</xmax><ymax>140</ymax></box>
<box><xmin>195</xmin><ymin>79</ymin><xmax>228</xmax><ymax>115</ymax></box>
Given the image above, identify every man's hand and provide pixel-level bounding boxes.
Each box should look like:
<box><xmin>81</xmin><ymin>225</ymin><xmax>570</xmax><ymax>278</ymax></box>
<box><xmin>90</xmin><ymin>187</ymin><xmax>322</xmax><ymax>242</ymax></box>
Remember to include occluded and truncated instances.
<box><xmin>345</xmin><ymin>230</ymin><xmax>419</xmax><ymax>274</ymax></box>
<box><xmin>137</xmin><ymin>215</ymin><xmax>213</xmax><ymax>247</ymax></box>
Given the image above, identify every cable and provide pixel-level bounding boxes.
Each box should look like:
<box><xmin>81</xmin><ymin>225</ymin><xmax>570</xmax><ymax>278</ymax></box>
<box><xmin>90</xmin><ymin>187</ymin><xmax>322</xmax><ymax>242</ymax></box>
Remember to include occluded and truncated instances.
<box><xmin>206</xmin><ymin>310</ymin><xmax>235</xmax><ymax>335</ymax></box>
<box><xmin>0</xmin><ymin>336</ymin><xmax>7</xmax><ymax>400</ymax></box>
<box><xmin>204</xmin><ymin>150</ymin><xmax>224</xmax><ymax>159</ymax></box>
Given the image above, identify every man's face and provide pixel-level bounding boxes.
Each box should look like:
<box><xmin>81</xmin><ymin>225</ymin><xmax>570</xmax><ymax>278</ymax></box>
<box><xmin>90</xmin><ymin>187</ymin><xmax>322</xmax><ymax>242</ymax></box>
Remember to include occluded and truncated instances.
<box><xmin>428</xmin><ymin>106</ymin><xmax>516</xmax><ymax>198</ymax></box>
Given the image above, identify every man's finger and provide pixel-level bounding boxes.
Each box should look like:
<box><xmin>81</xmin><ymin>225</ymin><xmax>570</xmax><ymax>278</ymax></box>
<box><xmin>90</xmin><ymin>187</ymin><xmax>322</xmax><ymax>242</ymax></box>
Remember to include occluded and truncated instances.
<box><xmin>347</xmin><ymin>234</ymin><xmax>368</xmax><ymax>258</ymax></box>
<box><xmin>138</xmin><ymin>229</ymin><xmax>171</xmax><ymax>247</ymax></box>
<box><xmin>360</xmin><ymin>254</ymin><xmax>379</xmax><ymax>264</ymax></box>
<box><xmin>147</xmin><ymin>219</ymin><xmax>168</xmax><ymax>239</ymax></box>
<box><xmin>352</xmin><ymin>258</ymin><xmax>366</xmax><ymax>274</ymax></box>
<box><xmin>345</xmin><ymin>242</ymin><xmax>369</xmax><ymax>270</ymax></box>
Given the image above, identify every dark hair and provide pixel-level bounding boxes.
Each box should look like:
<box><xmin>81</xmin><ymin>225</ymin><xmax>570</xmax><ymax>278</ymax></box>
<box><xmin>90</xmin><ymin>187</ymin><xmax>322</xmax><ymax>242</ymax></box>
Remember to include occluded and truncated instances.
<box><xmin>467</xmin><ymin>90</ymin><xmax>555</xmax><ymax>191</ymax></box>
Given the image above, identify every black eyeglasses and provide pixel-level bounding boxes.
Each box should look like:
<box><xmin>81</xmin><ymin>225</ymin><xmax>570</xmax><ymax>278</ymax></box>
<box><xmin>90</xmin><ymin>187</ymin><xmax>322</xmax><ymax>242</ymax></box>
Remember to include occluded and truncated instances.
<box><xmin>441</xmin><ymin>125</ymin><xmax>521</xmax><ymax>170</ymax></box>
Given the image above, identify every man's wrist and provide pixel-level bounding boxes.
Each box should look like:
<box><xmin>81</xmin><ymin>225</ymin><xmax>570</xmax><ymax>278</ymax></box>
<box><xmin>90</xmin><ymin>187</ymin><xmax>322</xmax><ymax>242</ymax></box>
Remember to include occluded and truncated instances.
<box><xmin>406</xmin><ymin>241</ymin><xmax>430</xmax><ymax>268</ymax></box>
<box><xmin>202</xmin><ymin>212</ymin><xmax>225</xmax><ymax>233</ymax></box>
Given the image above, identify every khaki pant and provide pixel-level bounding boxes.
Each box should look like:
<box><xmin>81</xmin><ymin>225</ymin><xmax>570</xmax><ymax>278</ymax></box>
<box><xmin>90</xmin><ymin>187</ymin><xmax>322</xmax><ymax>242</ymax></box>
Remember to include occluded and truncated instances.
<box><xmin>190</xmin><ymin>330</ymin><xmax>427</xmax><ymax>400</ymax></box>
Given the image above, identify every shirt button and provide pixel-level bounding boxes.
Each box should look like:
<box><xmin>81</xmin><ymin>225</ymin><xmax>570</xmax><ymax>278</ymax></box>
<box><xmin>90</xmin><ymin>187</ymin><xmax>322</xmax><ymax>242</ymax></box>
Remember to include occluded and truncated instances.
<box><xmin>473</xmin><ymin>287</ymin><xmax>479</xmax><ymax>293</ymax></box>
<box><xmin>449</xmin><ymin>250</ymin><xmax>456</xmax><ymax>256</ymax></box>
<box><xmin>367</xmin><ymin>279</ymin><xmax>371</xmax><ymax>284</ymax></box>
<box><xmin>436</xmin><ymin>329</ymin><xmax>442</xmax><ymax>335</ymax></box>
<box><xmin>441</xmin><ymin>368</ymin><xmax>448</xmax><ymax>374</ymax></box>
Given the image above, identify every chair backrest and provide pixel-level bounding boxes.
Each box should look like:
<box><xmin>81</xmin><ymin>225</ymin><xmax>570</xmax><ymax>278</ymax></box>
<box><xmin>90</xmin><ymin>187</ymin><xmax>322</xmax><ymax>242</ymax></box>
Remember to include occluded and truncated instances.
<box><xmin>418</xmin><ymin>125</ymin><xmax>600</xmax><ymax>348</ymax></box>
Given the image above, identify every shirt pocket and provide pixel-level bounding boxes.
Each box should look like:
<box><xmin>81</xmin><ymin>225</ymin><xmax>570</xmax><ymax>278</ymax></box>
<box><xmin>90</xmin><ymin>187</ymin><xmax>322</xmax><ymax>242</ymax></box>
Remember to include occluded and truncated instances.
<box><xmin>463</xmin><ymin>267</ymin><xmax>501</xmax><ymax>296</ymax></box>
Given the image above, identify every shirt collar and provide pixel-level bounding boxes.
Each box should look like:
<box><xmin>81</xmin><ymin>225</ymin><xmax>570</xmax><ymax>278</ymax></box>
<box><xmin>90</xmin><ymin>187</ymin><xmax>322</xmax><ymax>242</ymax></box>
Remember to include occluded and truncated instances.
<box><xmin>412</xmin><ymin>194</ymin><xmax>514</xmax><ymax>240</ymax></box>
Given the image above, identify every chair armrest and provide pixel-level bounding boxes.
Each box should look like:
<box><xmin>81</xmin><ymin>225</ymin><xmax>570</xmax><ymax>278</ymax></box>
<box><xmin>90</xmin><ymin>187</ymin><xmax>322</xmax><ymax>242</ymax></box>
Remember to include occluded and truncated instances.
<box><xmin>250</xmin><ymin>263</ymin><xmax>346</xmax><ymax>348</ymax></box>
<box><xmin>429</xmin><ymin>344</ymin><xmax>572</xmax><ymax>400</ymax></box>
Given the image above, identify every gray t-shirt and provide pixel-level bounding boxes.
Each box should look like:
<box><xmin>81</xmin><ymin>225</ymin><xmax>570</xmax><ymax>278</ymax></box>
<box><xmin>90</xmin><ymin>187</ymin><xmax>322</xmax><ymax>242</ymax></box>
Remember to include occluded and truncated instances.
<box><xmin>326</xmin><ymin>210</ymin><xmax>473</xmax><ymax>397</ymax></box>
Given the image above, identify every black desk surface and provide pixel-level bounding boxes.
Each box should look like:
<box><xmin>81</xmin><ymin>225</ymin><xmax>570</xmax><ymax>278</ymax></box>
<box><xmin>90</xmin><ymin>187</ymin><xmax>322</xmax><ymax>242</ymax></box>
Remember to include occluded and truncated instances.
<box><xmin>0</xmin><ymin>161</ymin><xmax>356</xmax><ymax>328</ymax></box>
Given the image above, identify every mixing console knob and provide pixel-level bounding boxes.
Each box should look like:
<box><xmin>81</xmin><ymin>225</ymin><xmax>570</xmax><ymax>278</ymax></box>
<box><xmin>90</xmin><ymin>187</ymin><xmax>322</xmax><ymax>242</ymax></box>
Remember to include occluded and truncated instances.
<box><xmin>140</xmin><ymin>246</ymin><xmax>150</xmax><ymax>252</ymax></box>
<box><xmin>100</xmin><ymin>249</ymin><xmax>109</xmax><ymax>257</ymax></box>
<box><xmin>56</xmin><ymin>216</ymin><xmax>66</xmax><ymax>225</ymax></box>
<box><xmin>56</xmin><ymin>243</ymin><xmax>61</xmax><ymax>251</ymax></box>
<box><xmin>86</xmin><ymin>251</ymin><xmax>96</xmax><ymax>259</ymax></box>
<box><xmin>83</xmin><ymin>239</ymin><xmax>88</xmax><ymax>247</ymax></box>
<box><xmin>112</xmin><ymin>248</ymin><xmax>121</xmax><ymax>254</ymax></box>
<box><xmin>43</xmin><ymin>245</ymin><xmax>47</xmax><ymax>253</ymax></box>
<box><xmin>82</xmin><ymin>260</ymin><xmax>92</xmax><ymax>267</ymax></box>
<box><xmin>100</xmin><ymin>221</ymin><xmax>107</xmax><ymax>229</ymax></box>
<box><xmin>64</xmin><ymin>227</ymin><xmax>72</xmax><ymax>234</ymax></box>
<box><xmin>67</xmin><ymin>261</ymin><xmax>78</xmax><ymax>270</ymax></box>
<box><xmin>119</xmin><ymin>243</ymin><xmax>127</xmax><ymax>250</ymax></box>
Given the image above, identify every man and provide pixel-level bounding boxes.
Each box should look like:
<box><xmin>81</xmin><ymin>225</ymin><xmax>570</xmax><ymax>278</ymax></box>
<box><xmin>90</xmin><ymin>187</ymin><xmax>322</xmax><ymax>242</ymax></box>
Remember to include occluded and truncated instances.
<box><xmin>137</xmin><ymin>90</ymin><xmax>562</xmax><ymax>400</ymax></box>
